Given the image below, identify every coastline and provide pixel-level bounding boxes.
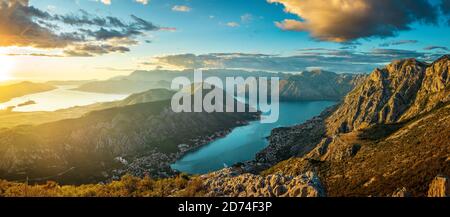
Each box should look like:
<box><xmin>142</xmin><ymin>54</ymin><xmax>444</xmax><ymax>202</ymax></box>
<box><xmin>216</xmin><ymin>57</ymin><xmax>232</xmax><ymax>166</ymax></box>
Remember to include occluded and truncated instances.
<box><xmin>110</xmin><ymin>113</ymin><xmax>260</xmax><ymax>180</ymax></box>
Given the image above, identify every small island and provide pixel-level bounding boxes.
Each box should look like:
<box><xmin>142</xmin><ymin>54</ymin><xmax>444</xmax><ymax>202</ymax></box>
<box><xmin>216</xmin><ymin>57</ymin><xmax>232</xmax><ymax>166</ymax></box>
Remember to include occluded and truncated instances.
<box><xmin>17</xmin><ymin>100</ymin><xmax>37</xmax><ymax>107</ymax></box>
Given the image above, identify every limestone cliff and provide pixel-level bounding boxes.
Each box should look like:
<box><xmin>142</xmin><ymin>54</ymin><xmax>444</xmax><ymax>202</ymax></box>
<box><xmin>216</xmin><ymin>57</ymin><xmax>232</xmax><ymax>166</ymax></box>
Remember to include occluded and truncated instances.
<box><xmin>326</xmin><ymin>56</ymin><xmax>449</xmax><ymax>134</ymax></box>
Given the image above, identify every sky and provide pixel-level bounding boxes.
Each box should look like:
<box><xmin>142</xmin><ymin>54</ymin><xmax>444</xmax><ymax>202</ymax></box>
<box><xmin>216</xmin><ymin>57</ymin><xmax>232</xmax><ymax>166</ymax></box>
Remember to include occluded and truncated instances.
<box><xmin>0</xmin><ymin>0</ymin><xmax>449</xmax><ymax>81</ymax></box>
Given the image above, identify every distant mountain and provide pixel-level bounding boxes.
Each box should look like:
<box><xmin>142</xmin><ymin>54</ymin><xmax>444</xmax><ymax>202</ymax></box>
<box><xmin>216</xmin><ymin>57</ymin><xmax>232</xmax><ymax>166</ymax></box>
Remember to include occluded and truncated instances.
<box><xmin>126</xmin><ymin>69</ymin><xmax>287</xmax><ymax>82</ymax></box>
<box><xmin>80</xmin><ymin>88</ymin><xmax>175</xmax><ymax>110</ymax></box>
<box><xmin>279</xmin><ymin>70</ymin><xmax>365</xmax><ymax>101</ymax></box>
<box><xmin>112</xmin><ymin>88</ymin><xmax>175</xmax><ymax>106</ymax></box>
<box><xmin>0</xmin><ymin>81</ymin><xmax>56</xmax><ymax>103</ymax></box>
<box><xmin>73</xmin><ymin>79</ymin><xmax>171</xmax><ymax>94</ymax></box>
<box><xmin>253</xmin><ymin>55</ymin><xmax>450</xmax><ymax>196</ymax></box>
<box><xmin>73</xmin><ymin>68</ymin><xmax>365</xmax><ymax>101</ymax></box>
<box><xmin>74</xmin><ymin>69</ymin><xmax>286</xmax><ymax>94</ymax></box>
<box><xmin>46</xmin><ymin>80</ymin><xmax>94</xmax><ymax>86</ymax></box>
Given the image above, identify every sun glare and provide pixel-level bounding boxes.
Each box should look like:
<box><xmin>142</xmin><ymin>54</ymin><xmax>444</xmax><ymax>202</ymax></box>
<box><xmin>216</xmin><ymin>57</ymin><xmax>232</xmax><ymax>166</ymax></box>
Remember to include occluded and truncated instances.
<box><xmin>0</xmin><ymin>55</ymin><xmax>15</xmax><ymax>81</ymax></box>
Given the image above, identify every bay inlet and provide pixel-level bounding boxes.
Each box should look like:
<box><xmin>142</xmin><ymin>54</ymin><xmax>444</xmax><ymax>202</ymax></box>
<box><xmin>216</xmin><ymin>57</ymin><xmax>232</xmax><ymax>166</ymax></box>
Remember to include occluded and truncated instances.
<box><xmin>171</xmin><ymin>101</ymin><xmax>336</xmax><ymax>174</ymax></box>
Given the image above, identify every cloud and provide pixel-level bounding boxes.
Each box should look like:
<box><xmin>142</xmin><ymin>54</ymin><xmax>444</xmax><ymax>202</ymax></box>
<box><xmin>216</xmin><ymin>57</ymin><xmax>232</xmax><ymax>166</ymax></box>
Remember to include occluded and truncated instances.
<box><xmin>7</xmin><ymin>36</ymin><xmax>136</xmax><ymax>57</ymax></box>
<box><xmin>64</xmin><ymin>44</ymin><xmax>130</xmax><ymax>57</ymax></box>
<box><xmin>339</xmin><ymin>41</ymin><xmax>362</xmax><ymax>50</ymax></box>
<box><xmin>145</xmin><ymin>49</ymin><xmax>443</xmax><ymax>73</ymax></box>
<box><xmin>339</xmin><ymin>45</ymin><xmax>357</xmax><ymax>50</ymax></box>
<box><xmin>226</xmin><ymin>22</ymin><xmax>240</xmax><ymax>27</ymax></box>
<box><xmin>57</xmin><ymin>12</ymin><xmax>125</xmax><ymax>27</ymax></box>
<box><xmin>369</xmin><ymin>48</ymin><xmax>424</xmax><ymax>57</ymax></box>
<box><xmin>442</xmin><ymin>0</ymin><xmax>450</xmax><ymax>14</ymax></box>
<box><xmin>0</xmin><ymin>0</ymin><xmax>170</xmax><ymax>56</ymax></box>
<box><xmin>172</xmin><ymin>5</ymin><xmax>191</xmax><ymax>12</ymax></box>
<box><xmin>6</xmin><ymin>53</ymin><xmax>65</xmax><ymax>57</ymax></box>
<box><xmin>78</xmin><ymin>15</ymin><xmax>159</xmax><ymax>40</ymax></box>
<box><xmin>96</xmin><ymin>0</ymin><xmax>149</xmax><ymax>5</ymax></box>
<box><xmin>0</xmin><ymin>0</ymin><xmax>81</xmax><ymax>48</ymax></box>
<box><xmin>268</xmin><ymin>0</ymin><xmax>439</xmax><ymax>42</ymax></box>
<box><xmin>424</xmin><ymin>46</ymin><xmax>449</xmax><ymax>51</ymax></box>
<box><xmin>99</xmin><ymin>0</ymin><xmax>111</xmax><ymax>5</ymax></box>
<box><xmin>379</xmin><ymin>40</ymin><xmax>418</xmax><ymax>47</ymax></box>
<box><xmin>95</xmin><ymin>67</ymin><xmax>136</xmax><ymax>71</ymax></box>
<box><xmin>241</xmin><ymin>13</ymin><xmax>254</xmax><ymax>23</ymax></box>
<box><xmin>135</xmin><ymin>0</ymin><xmax>149</xmax><ymax>5</ymax></box>
<box><xmin>441</xmin><ymin>0</ymin><xmax>450</xmax><ymax>24</ymax></box>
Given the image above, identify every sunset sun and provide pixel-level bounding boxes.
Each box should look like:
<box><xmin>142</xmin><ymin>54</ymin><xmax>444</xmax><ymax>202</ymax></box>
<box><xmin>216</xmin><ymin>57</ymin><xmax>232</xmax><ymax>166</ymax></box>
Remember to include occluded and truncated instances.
<box><xmin>0</xmin><ymin>55</ymin><xmax>14</xmax><ymax>81</ymax></box>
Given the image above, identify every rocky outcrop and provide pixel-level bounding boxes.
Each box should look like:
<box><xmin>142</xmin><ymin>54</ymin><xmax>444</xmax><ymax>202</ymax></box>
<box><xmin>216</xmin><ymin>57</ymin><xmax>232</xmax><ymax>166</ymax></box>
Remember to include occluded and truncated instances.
<box><xmin>323</xmin><ymin>140</ymin><xmax>361</xmax><ymax>162</ymax></box>
<box><xmin>201</xmin><ymin>168</ymin><xmax>325</xmax><ymax>197</ymax></box>
<box><xmin>401</xmin><ymin>55</ymin><xmax>450</xmax><ymax>120</ymax></box>
<box><xmin>326</xmin><ymin>56</ymin><xmax>449</xmax><ymax>134</ymax></box>
<box><xmin>391</xmin><ymin>187</ymin><xmax>410</xmax><ymax>197</ymax></box>
<box><xmin>427</xmin><ymin>175</ymin><xmax>449</xmax><ymax>197</ymax></box>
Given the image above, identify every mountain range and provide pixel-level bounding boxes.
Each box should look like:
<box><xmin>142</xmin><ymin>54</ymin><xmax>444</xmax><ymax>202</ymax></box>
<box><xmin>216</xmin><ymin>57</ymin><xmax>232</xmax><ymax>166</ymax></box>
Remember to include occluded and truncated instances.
<box><xmin>0</xmin><ymin>55</ymin><xmax>448</xmax><ymax>197</ymax></box>
<box><xmin>0</xmin><ymin>88</ymin><xmax>258</xmax><ymax>184</ymax></box>
<box><xmin>74</xmin><ymin>68</ymin><xmax>364</xmax><ymax>101</ymax></box>
<box><xmin>279</xmin><ymin>70</ymin><xmax>366</xmax><ymax>101</ymax></box>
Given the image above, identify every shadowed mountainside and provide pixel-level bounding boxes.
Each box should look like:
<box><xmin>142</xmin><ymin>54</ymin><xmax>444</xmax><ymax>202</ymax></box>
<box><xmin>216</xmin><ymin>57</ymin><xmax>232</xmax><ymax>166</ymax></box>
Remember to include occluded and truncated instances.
<box><xmin>0</xmin><ymin>87</ymin><xmax>258</xmax><ymax>184</ymax></box>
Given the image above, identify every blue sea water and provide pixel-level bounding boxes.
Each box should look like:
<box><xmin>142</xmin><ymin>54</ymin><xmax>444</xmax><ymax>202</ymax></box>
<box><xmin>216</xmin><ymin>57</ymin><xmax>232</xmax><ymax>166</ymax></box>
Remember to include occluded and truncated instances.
<box><xmin>171</xmin><ymin>101</ymin><xmax>335</xmax><ymax>174</ymax></box>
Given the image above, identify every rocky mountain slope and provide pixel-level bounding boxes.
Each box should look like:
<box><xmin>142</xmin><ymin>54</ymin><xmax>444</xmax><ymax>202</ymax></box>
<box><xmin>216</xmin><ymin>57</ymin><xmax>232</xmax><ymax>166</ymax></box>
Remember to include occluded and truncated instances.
<box><xmin>326</xmin><ymin>56</ymin><xmax>449</xmax><ymax>134</ymax></box>
<box><xmin>253</xmin><ymin>55</ymin><xmax>449</xmax><ymax>196</ymax></box>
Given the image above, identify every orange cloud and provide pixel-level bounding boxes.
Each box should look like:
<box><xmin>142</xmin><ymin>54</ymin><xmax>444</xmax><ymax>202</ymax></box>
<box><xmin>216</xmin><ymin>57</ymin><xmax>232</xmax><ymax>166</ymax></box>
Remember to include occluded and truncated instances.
<box><xmin>0</xmin><ymin>0</ymin><xmax>169</xmax><ymax>56</ymax></box>
<box><xmin>268</xmin><ymin>0</ymin><xmax>439</xmax><ymax>42</ymax></box>
<box><xmin>0</xmin><ymin>0</ymin><xmax>78</xmax><ymax>48</ymax></box>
